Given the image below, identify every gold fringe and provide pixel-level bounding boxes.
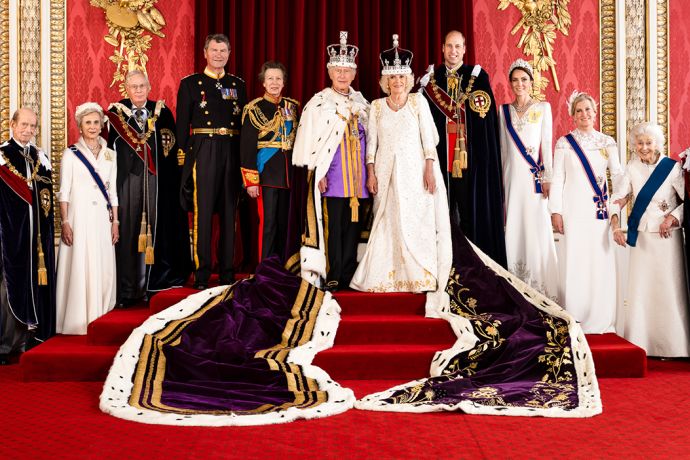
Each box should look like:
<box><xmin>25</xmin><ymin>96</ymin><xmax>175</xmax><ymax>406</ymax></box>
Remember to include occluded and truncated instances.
<box><xmin>37</xmin><ymin>240</ymin><xmax>47</xmax><ymax>286</ymax></box>
<box><xmin>145</xmin><ymin>224</ymin><xmax>154</xmax><ymax>265</ymax></box>
<box><xmin>350</xmin><ymin>196</ymin><xmax>359</xmax><ymax>222</ymax></box>
<box><xmin>452</xmin><ymin>132</ymin><xmax>468</xmax><ymax>178</ymax></box>
<box><xmin>138</xmin><ymin>212</ymin><xmax>147</xmax><ymax>252</ymax></box>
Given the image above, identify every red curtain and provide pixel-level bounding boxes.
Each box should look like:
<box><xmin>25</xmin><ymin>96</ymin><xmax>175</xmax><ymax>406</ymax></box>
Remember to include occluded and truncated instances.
<box><xmin>195</xmin><ymin>0</ymin><xmax>474</xmax><ymax>102</ymax></box>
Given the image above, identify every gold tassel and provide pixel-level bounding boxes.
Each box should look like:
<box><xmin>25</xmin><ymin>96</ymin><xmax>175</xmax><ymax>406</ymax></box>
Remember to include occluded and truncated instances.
<box><xmin>145</xmin><ymin>224</ymin><xmax>154</xmax><ymax>265</ymax></box>
<box><xmin>452</xmin><ymin>133</ymin><xmax>468</xmax><ymax>178</ymax></box>
<box><xmin>37</xmin><ymin>240</ymin><xmax>48</xmax><ymax>286</ymax></box>
<box><xmin>138</xmin><ymin>212</ymin><xmax>147</xmax><ymax>252</ymax></box>
<box><xmin>350</xmin><ymin>196</ymin><xmax>359</xmax><ymax>222</ymax></box>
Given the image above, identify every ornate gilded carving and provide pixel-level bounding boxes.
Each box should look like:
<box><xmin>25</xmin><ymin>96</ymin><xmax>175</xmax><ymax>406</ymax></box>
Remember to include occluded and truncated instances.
<box><xmin>626</xmin><ymin>0</ymin><xmax>646</xmax><ymax>158</ymax></box>
<box><xmin>656</xmin><ymin>0</ymin><xmax>669</xmax><ymax>155</ymax></box>
<box><xmin>19</xmin><ymin>0</ymin><xmax>42</xmax><ymax>139</ymax></box>
<box><xmin>497</xmin><ymin>0</ymin><xmax>571</xmax><ymax>99</ymax></box>
<box><xmin>599</xmin><ymin>0</ymin><xmax>617</xmax><ymax>139</ymax></box>
<box><xmin>51</xmin><ymin>0</ymin><xmax>67</xmax><ymax>233</ymax></box>
<box><xmin>90</xmin><ymin>0</ymin><xmax>166</xmax><ymax>96</ymax></box>
<box><xmin>0</xmin><ymin>0</ymin><xmax>8</xmax><ymax>141</ymax></box>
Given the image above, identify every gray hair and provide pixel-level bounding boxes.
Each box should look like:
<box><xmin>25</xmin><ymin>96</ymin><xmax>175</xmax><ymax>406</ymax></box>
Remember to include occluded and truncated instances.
<box><xmin>204</xmin><ymin>33</ymin><xmax>230</xmax><ymax>51</ymax></box>
<box><xmin>379</xmin><ymin>73</ymin><xmax>415</xmax><ymax>95</ymax></box>
<box><xmin>75</xmin><ymin>101</ymin><xmax>105</xmax><ymax>127</ymax></box>
<box><xmin>125</xmin><ymin>69</ymin><xmax>151</xmax><ymax>88</ymax></box>
<box><xmin>629</xmin><ymin>121</ymin><xmax>665</xmax><ymax>152</ymax></box>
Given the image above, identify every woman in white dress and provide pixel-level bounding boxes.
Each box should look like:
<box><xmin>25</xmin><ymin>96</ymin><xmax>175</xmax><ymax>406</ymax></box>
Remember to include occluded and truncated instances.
<box><xmin>499</xmin><ymin>59</ymin><xmax>559</xmax><ymax>300</ymax></box>
<box><xmin>56</xmin><ymin>102</ymin><xmax>119</xmax><ymax>334</ymax></box>
<box><xmin>350</xmin><ymin>35</ymin><xmax>452</xmax><ymax>315</ymax></box>
<box><xmin>610</xmin><ymin>122</ymin><xmax>689</xmax><ymax>357</ymax></box>
<box><xmin>549</xmin><ymin>92</ymin><xmax>622</xmax><ymax>333</ymax></box>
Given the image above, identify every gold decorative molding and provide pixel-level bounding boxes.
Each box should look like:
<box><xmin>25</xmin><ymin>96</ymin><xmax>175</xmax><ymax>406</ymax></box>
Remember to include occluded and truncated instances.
<box><xmin>497</xmin><ymin>0</ymin><xmax>571</xmax><ymax>99</ymax></box>
<box><xmin>626</xmin><ymin>0</ymin><xmax>646</xmax><ymax>156</ymax></box>
<box><xmin>50</xmin><ymin>0</ymin><xmax>66</xmax><ymax>231</ymax></box>
<box><xmin>90</xmin><ymin>0</ymin><xmax>166</xmax><ymax>96</ymax></box>
<box><xmin>0</xmin><ymin>0</ymin><xmax>9</xmax><ymax>140</ymax></box>
<box><xmin>599</xmin><ymin>0</ymin><xmax>617</xmax><ymax>140</ymax></box>
<box><xmin>656</xmin><ymin>0</ymin><xmax>669</xmax><ymax>155</ymax></box>
<box><xmin>18</xmin><ymin>0</ymin><xmax>42</xmax><ymax>140</ymax></box>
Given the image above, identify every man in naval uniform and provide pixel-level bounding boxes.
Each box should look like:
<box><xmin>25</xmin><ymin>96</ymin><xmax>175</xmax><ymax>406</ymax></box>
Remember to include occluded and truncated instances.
<box><xmin>177</xmin><ymin>33</ymin><xmax>247</xmax><ymax>289</ymax></box>
<box><xmin>107</xmin><ymin>70</ymin><xmax>192</xmax><ymax>307</ymax></box>
<box><xmin>292</xmin><ymin>31</ymin><xmax>369</xmax><ymax>291</ymax></box>
<box><xmin>240</xmin><ymin>61</ymin><xmax>300</xmax><ymax>262</ymax></box>
<box><xmin>0</xmin><ymin>108</ymin><xmax>56</xmax><ymax>364</ymax></box>
<box><xmin>419</xmin><ymin>30</ymin><xmax>507</xmax><ymax>267</ymax></box>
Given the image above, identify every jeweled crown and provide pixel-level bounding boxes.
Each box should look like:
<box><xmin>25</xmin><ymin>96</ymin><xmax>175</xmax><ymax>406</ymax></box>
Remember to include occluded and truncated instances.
<box><xmin>508</xmin><ymin>58</ymin><xmax>534</xmax><ymax>79</ymax></box>
<box><xmin>380</xmin><ymin>34</ymin><xmax>413</xmax><ymax>75</ymax></box>
<box><xmin>327</xmin><ymin>31</ymin><xmax>359</xmax><ymax>69</ymax></box>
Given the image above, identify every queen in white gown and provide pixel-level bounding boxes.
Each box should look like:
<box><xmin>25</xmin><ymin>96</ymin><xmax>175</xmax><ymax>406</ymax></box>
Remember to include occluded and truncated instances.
<box><xmin>56</xmin><ymin>103</ymin><xmax>119</xmax><ymax>334</ymax></box>
<box><xmin>610</xmin><ymin>122</ymin><xmax>689</xmax><ymax>357</ymax></box>
<box><xmin>350</xmin><ymin>36</ymin><xmax>452</xmax><ymax>315</ymax></box>
<box><xmin>499</xmin><ymin>59</ymin><xmax>559</xmax><ymax>301</ymax></box>
<box><xmin>549</xmin><ymin>92</ymin><xmax>622</xmax><ymax>334</ymax></box>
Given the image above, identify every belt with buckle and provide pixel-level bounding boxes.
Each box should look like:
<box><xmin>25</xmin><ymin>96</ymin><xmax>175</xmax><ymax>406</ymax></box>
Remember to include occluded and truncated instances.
<box><xmin>191</xmin><ymin>127</ymin><xmax>239</xmax><ymax>136</ymax></box>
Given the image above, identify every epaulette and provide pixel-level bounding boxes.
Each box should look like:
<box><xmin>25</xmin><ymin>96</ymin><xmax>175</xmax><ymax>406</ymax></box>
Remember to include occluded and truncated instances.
<box><xmin>284</xmin><ymin>97</ymin><xmax>300</xmax><ymax>107</ymax></box>
<box><xmin>242</xmin><ymin>97</ymin><xmax>263</xmax><ymax>124</ymax></box>
<box><xmin>0</xmin><ymin>140</ymin><xmax>9</xmax><ymax>149</ymax></box>
<box><xmin>108</xmin><ymin>102</ymin><xmax>131</xmax><ymax>116</ymax></box>
<box><xmin>471</xmin><ymin>65</ymin><xmax>482</xmax><ymax>77</ymax></box>
<box><xmin>180</xmin><ymin>72</ymin><xmax>201</xmax><ymax>83</ymax></box>
<box><xmin>227</xmin><ymin>73</ymin><xmax>245</xmax><ymax>83</ymax></box>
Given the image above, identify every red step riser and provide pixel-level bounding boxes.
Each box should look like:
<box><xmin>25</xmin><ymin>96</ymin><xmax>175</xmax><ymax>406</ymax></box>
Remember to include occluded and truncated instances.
<box><xmin>87</xmin><ymin>314</ymin><xmax>456</xmax><ymax>346</ymax></box>
<box><xmin>314</xmin><ymin>349</ymin><xmax>435</xmax><ymax>380</ymax></box>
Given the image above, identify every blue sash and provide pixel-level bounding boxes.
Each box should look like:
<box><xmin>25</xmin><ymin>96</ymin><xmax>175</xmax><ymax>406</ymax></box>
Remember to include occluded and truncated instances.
<box><xmin>626</xmin><ymin>156</ymin><xmax>676</xmax><ymax>247</ymax></box>
<box><xmin>69</xmin><ymin>146</ymin><xmax>113</xmax><ymax>222</ymax></box>
<box><xmin>257</xmin><ymin>120</ymin><xmax>293</xmax><ymax>173</ymax></box>
<box><xmin>502</xmin><ymin>104</ymin><xmax>543</xmax><ymax>193</ymax></box>
<box><xmin>565</xmin><ymin>134</ymin><xmax>609</xmax><ymax>220</ymax></box>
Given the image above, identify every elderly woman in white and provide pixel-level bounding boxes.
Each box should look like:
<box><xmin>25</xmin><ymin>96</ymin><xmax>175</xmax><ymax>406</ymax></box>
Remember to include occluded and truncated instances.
<box><xmin>549</xmin><ymin>92</ymin><xmax>622</xmax><ymax>333</ymax></box>
<box><xmin>610</xmin><ymin>122</ymin><xmax>689</xmax><ymax>357</ymax></box>
<box><xmin>56</xmin><ymin>102</ymin><xmax>119</xmax><ymax>334</ymax></box>
<box><xmin>350</xmin><ymin>35</ymin><xmax>451</xmax><ymax>315</ymax></box>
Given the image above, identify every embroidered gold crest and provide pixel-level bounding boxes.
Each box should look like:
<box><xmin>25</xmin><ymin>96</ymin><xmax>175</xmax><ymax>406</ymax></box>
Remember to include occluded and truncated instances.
<box><xmin>599</xmin><ymin>148</ymin><xmax>609</xmax><ymax>159</ymax></box>
<box><xmin>528</xmin><ymin>110</ymin><xmax>541</xmax><ymax>123</ymax></box>
<box><xmin>161</xmin><ymin>129</ymin><xmax>175</xmax><ymax>157</ymax></box>
<box><xmin>104</xmin><ymin>149</ymin><xmax>113</xmax><ymax>161</ymax></box>
<box><xmin>40</xmin><ymin>188</ymin><xmax>51</xmax><ymax>217</ymax></box>
<box><xmin>468</xmin><ymin>90</ymin><xmax>491</xmax><ymax>118</ymax></box>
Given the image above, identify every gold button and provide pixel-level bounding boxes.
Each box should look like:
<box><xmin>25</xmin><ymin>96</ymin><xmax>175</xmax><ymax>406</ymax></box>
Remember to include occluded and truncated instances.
<box><xmin>201</xmin><ymin>90</ymin><xmax>205</xmax><ymax>95</ymax></box>
<box><xmin>204</xmin><ymin>111</ymin><xmax>209</xmax><ymax>115</ymax></box>
<box><xmin>230</xmin><ymin>122</ymin><xmax>234</xmax><ymax>126</ymax></box>
<box><xmin>198</xmin><ymin>81</ymin><xmax>202</xmax><ymax>85</ymax></box>
<box><xmin>232</xmin><ymin>82</ymin><xmax>236</xmax><ymax>86</ymax></box>
<box><xmin>207</xmin><ymin>121</ymin><xmax>211</xmax><ymax>125</ymax></box>
<box><xmin>209</xmin><ymin>134</ymin><xmax>214</xmax><ymax>137</ymax></box>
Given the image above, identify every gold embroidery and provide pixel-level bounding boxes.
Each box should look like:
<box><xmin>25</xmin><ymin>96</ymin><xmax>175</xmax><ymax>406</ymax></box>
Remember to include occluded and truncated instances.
<box><xmin>40</xmin><ymin>188</ymin><xmax>51</xmax><ymax>217</ymax></box>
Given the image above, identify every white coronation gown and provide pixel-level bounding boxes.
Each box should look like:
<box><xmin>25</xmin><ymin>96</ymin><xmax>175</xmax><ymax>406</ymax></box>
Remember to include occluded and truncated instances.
<box><xmin>499</xmin><ymin>101</ymin><xmax>559</xmax><ymax>301</ymax></box>
<box><xmin>350</xmin><ymin>94</ymin><xmax>452</xmax><ymax>315</ymax></box>
<box><xmin>549</xmin><ymin>129</ymin><xmax>622</xmax><ymax>333</ymax></box>
<box><xmin>56</xmin><ymin>136</ymin><xmax>118</xmax><ymax>334</ymax></box>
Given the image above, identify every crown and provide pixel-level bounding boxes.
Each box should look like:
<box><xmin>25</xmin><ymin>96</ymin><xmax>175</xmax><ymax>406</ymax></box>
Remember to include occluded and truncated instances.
<box><xmin>380</xmin><ymin>34</ymin><xmax>413</xmax><ymax>75</ymax></box>
<box><xmin>508</xmin><ymin>58</ymin><xmax>534</xmax><ymax>79</ymax></box>
<box><xmin>327</xmin><ymin>31</ymin><xmax>359</xmax><ymax>69</ymax></box>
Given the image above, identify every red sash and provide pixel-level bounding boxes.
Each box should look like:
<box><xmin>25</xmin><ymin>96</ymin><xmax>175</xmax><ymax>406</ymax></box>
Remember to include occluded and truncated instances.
<box><xmin>106</xmin><ymin>111</ymin><xmax>157</xmax><ymax>175</ymax></box>
<box><xmin>0</xmin><ymin>164</ymin><xmax>33</xmax><ymax>204</ymax></box>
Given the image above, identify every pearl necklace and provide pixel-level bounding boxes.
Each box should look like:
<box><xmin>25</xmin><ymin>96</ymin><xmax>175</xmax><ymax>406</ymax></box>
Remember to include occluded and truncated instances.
<box><xmin>512</xmin><ymin>98</ymin><xmax>533</xmax><ymax>113</ymax></box>
<box><xmin>387</xmin><ymin>95</ymin><xmax>407</xmax><ymax>111</ymax></box>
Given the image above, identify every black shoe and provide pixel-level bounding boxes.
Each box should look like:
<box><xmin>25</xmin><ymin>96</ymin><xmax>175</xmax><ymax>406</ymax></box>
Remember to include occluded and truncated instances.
<box><xmin>115</xmin><ymin>298</ymin><xmax>137</xmax><ymax>309</ymax></box>
<box><xmin>0</xmin><ymin>354</ymin><xmax>10</xmax><ymax>365</ymax></box>
<box><xmin>193</xmin><ymin>281</ymin><xmax>208</xmax><ymax>290</ymax></box>
<box><xmin>324</xmin><ymin>281</ymin><xmax>339</xmax><ymax>292</ymax></box>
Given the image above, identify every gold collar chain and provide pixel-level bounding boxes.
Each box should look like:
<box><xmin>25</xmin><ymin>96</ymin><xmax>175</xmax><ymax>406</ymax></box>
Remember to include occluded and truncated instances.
<box><xmin>0</xmin><ymin>149</ymin><xmax>45</xmax><ymax>186</ymax></box>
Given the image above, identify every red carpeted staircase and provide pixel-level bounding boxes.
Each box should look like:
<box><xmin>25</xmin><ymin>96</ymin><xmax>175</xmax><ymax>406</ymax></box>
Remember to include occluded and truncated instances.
<box><xmin>21</xmin><ymin>288</ymin><xmax>647</xmax><ymax>381</ymax></box>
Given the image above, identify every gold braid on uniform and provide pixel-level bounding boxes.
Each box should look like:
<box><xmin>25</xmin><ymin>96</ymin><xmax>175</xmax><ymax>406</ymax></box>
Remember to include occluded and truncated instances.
<box><xmin>429</xmin><ymin>73</ymin><xmax>476</xmax><ymax>177</ymax></box>
<box><xmin>242</xmin><ymin>98</ymin><xmax>296</xmax><ymax>151</ymax></box>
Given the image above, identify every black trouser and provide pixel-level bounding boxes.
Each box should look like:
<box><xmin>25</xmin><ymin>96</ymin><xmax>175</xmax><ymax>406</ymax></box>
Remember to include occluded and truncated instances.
<box><xmin>0</xmin><ymin>260</ymin><xmax>26</xmax><ymax>355</ymax></box>
<box><xmin>259</xmin><ymin>186</ymin><xmax>290</xmax><ymax>261</ymax></box>
<box><xmin>192</xmin><ymin>138</ymin><xmax>239</xmax><ymax>284</ymax></box>
<box><xmin>116</xmin><ymin>172</ymin><xmax>157</xmax><ymax>301</ymax></box>
<box><xmin>322</xmin><ymin>197</ymin><xmax>360</xmax><ymax>289</ymax></box>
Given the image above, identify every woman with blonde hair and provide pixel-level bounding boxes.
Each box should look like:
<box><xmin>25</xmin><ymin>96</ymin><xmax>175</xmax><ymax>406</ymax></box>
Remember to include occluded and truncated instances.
<box><xmin>611</xmin><ymin>122</ymin><xmax>688</xmax><ymax>357</ymax></box>
<box><xmin>549</xmin><ymin>91</ymin><xmax>622</xmax><ymax>333</ymax></box>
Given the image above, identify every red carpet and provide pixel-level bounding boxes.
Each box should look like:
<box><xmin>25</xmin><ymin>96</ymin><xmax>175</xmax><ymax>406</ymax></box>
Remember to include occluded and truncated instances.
<box><xmin>1</xmin><ymin>360</ymin><xmax>689</xmax><ymax>459</ymax></box>
<box><xmin>22</xmin><ymin>288</ymin><xmax>646</xmax><ymax>381</ymax></box>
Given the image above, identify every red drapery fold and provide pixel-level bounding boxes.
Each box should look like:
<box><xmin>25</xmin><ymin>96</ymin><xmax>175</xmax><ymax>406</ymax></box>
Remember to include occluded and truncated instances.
<box><xmin>195</xmin><ymin>0</ymin><xmax>474</xmax><ymax>102</ymax></box>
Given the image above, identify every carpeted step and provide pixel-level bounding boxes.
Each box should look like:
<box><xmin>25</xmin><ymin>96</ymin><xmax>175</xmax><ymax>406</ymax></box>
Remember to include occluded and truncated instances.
<box><xmin>87</xmin><ymin>307</ymin><xmax>150</xmax><ymax>345</ymax></box>
<box><xmin>150</xmin><ymin>288</ymin><xmax>199</xmax><ymax>314</ymax></box>
<box><xmin>335</xmin><ymin>316</ymin><xmax>455</xmax><ymax>345</ymax></box>
<box><xmin>587</xmin><ymin>333</ymin><xmax>647</xmax><ymax>378</ymax></box>
<box><xmin>21</xmin><ymin>335</ymin><xmax>117</xmax><ymax>382</ymax></box>
<box><xmin>314</xmin><ymin>344</ymin><xmax>441</xmax><ymax>380</ymax></box>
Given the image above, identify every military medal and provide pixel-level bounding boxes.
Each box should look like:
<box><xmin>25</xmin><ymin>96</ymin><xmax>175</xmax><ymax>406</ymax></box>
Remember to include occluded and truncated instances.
<box><xmin>200</xmin><ymin>91</ymin><xmax>207</xmax><ymax>108</ymax></box>
<box><xmin>221</xmin><ymin>88</ymin><xmax>231</xmax><ymax>100</ymax></box>
<box><xmin>216</xmin><ymin>80</ymin><xmax>223</xmax><ymax>90</ymax></box>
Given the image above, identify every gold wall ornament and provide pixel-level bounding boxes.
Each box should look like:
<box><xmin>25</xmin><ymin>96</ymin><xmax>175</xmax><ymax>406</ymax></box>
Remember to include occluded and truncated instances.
<box><xmin>90</xmin><ymin>0</ymin><xmax>166</xmax><ymax>96</ymax></box>
<box><xmin>51</xmin><ymin>0</ymin><xmax>67</xmax><ymax>235</ymax></box>
<box><xmin>497</xmin><ymin>0</ymin><xmax>571</xmax><ymax>99</ymax></box>
<box><xmin>0</xmin><ymin>0</ymin><xmax>8</xmax><ymax>141</ymax></box>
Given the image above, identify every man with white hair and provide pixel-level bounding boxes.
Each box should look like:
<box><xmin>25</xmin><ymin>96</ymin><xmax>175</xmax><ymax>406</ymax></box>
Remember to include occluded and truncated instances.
<box><xmin>0</xmin><ymin>108</ymin><xmax>56</xmax><ymax>363</ymax></box>
<box><xmin>292</xmin><ymin>31</ymin><xmax>369</xmax><ymax>291</ymax></box>
<box><xmin>107</xmin><ymin>70</ymin><xmax>191</xmax><ymax>307</ymax></box>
